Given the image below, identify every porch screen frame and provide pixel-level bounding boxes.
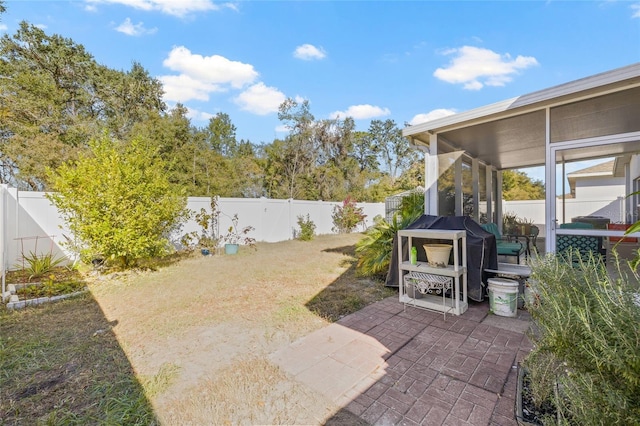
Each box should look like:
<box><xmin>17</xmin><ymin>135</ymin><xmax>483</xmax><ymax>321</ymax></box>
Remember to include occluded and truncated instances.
<box><xmin>546</xmin><ymin>130</ymin><xmax>640</xmax><ymax>253</ymax></box>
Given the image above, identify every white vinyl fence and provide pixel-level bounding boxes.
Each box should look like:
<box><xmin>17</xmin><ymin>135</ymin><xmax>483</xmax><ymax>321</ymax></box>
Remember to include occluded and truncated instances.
<box><xmin>0</xmin><ymin>183</ymin><xmax>623</xmax><ymax>279</ymax></box>
<box><xmin>0</xmin><ymin>186</ymin><xmax>385</xmax><ymax>275</ymax></box>
<box><xmin>503</xmin><ymin>196</ymin><xmax>626</xmax><ymax>235</ymax></box>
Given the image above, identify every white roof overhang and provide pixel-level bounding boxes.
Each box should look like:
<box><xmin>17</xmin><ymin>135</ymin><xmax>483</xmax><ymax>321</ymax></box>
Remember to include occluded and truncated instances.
<box><xmin>404</xmin><ymin>63</ymin><xmax>640</xmax><ymax>170</ymax></box>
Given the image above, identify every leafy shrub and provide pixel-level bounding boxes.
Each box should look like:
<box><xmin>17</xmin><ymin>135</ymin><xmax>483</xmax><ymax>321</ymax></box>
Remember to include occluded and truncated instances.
<box><xmin>191</xmin><ymin>196</ymin><xmax>221</xmax><ymax>249</ymax></box>
<box><xmin>296</xmin><ymin>214</ymin><xmax>316</xmax><ymax>241</ymax></box>
<box><xmin>524</xmin><ymin>253</ymin><xmax>640</xmax><ymax>424</ymax></box>
<box><xmin>48</xmin><ymin>135</ymin><xmax>188</xmax><ymax>268</ymax></box>
<box><xmin>332</xmin><ymin>196</ymin><xmax>366</xmax><ymax>233</ymax></box>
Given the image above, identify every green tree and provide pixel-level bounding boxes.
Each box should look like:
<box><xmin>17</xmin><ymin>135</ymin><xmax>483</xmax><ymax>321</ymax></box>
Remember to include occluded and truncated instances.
<box><xmin>0</xmin><ymin>22</ymin><xmax>165</xmax><ymax>190</ymax></box>
<box><xmin>99</xmin><ymin>62</ymin><xmax>166</xmax><ymax>139</ymax></box>
<box><xmin>273</xmin><ymin>98</ymin><xmax>317</xmax><ymax>199</ymax></box>
<box><xmin>266</xmin><ymin>98</ymin><xmax>371</xmax><ymax>201</ymax></box>
<box><xmin>47</xmin><ymin>134</ymin><xmax>187</xmax><ymax>268</ymax></box>
<box><xmin>0</xmin><ymin>22</ymin><xmax>96</xmax><ymax>188</ymax></box>
<box><xmin>502</xmin><ymin>169</ymin><xmax>545</xmax><ymax>200</ymax></box>
<box><xmin>351</xmin><ymin>130</ymin><xmax>379</xmax><ymax>172</ymax></box>
<box><xmin>368</xmin><ymin>119</ymin><xmax>417</xmax><ymax>183</ymax></box>
<box><xmin>206</xmin><ymin>112</ymin><xmax>238</xmax><ymax>156</ymax></box>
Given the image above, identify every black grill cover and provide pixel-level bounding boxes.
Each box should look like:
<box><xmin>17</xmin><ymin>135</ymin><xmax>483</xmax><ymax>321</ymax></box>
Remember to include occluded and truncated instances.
<box><xmin>385</xmin><ymin>215</ymin><xmax>498</xmax><ymax>302</ymax></box>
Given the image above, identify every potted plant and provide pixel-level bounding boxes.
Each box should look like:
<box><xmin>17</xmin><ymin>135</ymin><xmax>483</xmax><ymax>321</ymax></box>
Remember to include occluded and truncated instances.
<box><xmin>193</xmin><ymin>197</ymin><xmax>221</xmax><ymax>256</ymax></box>
<box><xmin>197</xmin><ymin>235</ymin><xmax>217</xmax><ymax>256</ymax></box>
<box><xmin>222</xmin><ymin>213</ymin><xmax>256</xmax><ymax>255</ymax></box>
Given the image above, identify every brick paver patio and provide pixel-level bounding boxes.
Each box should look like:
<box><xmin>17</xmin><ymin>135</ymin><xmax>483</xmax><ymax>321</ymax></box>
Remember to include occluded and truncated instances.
<box><xmin>271</xmin><ymin>296</ymin><xmax>533</xmax><ymax>425</ymax></box>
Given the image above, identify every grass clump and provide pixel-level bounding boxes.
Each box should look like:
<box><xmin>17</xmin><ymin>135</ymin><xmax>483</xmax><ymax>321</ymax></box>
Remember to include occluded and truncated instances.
<box><xmin>524</xmin><ymin>252</ymin><xmax>640</xmax><ymax>424</ymax></box>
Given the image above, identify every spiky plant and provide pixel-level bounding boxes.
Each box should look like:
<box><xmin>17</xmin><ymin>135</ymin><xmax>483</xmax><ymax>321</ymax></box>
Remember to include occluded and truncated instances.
<box><xmin>355</xmin><ymin>192</ymin><xmax>424</xmax><ymax>278</ymax></box>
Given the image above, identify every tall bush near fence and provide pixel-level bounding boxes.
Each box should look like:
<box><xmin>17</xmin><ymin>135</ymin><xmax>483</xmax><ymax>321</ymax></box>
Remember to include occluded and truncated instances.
<box><xmin>332</xmin><ymin>196</ymin><xmax>366</xmax><ymax>233</ymax></box>
<box><xmin>47</xmin><ymin>135</ymin><xmax>188</xmax><ymax>268</ymax></box>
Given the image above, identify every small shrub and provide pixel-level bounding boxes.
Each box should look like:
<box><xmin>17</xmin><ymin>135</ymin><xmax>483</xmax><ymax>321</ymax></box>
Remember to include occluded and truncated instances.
<box><xmin>524</xmin><ymin>253</ymin><xmax>640</xmax><ymax>424</ymax></box>
<box><xmin>296</xmin><ymin>214</ymin><xmax>316</xmax><ymax>241</ymax></box>
<box><xmin>332</xmin><ymin>196</ymin><xmax>366</xmax><ymax>233</ymax></box>
<box><xmin>195</xmin><ymin>196</ymin><xmax>221</xmax><ymax>249</ymax></box>
<box><xmin>17</xmin><ymin>251</ymin><xmax>66</xmax><ymax>281</ymax></box>
<box><xmin>221</xmin><ymin>213</ymin><xmax>256</xmax><ymax>248</ymax></box>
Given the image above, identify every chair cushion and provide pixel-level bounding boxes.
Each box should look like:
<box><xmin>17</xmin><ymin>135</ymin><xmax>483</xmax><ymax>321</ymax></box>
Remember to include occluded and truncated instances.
<box><xmin>496</xmin><ymin>241</ymin><xmax>525</xmax><ymax>255</ymax></box>
<box><xmin>481</xmin><ymin>223</ymin><xmax>501</xmax><ymax>239</ymax></box>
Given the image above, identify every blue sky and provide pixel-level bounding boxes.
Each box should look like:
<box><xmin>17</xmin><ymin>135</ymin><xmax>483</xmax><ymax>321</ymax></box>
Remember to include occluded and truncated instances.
<box><xmin>2</xmin><ymin>0</ymin><xmax>640</xmax><ymax>184</ymax></box>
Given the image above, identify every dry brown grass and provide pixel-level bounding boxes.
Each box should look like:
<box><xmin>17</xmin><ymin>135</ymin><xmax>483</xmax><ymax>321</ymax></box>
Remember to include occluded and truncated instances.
<box><xmin>3</xmin><ymin>233</ymin><xmax>394</xmax><ymax>424</ymax></box>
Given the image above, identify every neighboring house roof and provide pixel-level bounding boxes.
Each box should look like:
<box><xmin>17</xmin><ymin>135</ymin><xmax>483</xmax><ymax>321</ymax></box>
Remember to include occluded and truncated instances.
<box><xmin>567</xmin><ymin>160</ymin><xmax>615</xmax><ymax>178</ymax></box>
<box><xmin>567</xmin><ymin>159</ymin><xmax>619</xmax><ymax>195</ymax></box>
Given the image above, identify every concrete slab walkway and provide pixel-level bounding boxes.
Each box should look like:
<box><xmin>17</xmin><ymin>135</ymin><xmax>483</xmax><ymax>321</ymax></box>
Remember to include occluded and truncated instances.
<box><xmin>270</xmin><ymin>296</ymin><xmax>533</xmax><ymax>426</ymax></box>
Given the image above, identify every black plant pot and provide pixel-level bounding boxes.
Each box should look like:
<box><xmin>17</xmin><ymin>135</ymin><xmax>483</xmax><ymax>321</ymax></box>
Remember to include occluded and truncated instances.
<box><xmin>516</xmin><ymin>365</ymin><xmax>542</xmax><ymax>425</ymax></box>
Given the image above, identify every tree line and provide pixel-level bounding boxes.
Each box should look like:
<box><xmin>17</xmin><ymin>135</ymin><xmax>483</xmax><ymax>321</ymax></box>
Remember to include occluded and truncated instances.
<box><xmin>0</xmin><ymin>11</ymin><xmax>543</xmax><ymax>202</ymax></box>
<box><xmin>0</xmin><ymin>18</ymin><xmax>423</xmax><ymax>202</ymax></box>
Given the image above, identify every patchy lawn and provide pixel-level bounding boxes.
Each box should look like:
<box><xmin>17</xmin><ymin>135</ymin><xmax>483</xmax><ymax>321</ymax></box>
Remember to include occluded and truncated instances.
<box><xmin>1</xmin><ymin>233</ymin><xmax>395</xmax><ymax>424</ymax></box>
<box><xmin>0</xmin><ymin>294</ymin><xmax>156</xmax><ymax>425</ymax></box>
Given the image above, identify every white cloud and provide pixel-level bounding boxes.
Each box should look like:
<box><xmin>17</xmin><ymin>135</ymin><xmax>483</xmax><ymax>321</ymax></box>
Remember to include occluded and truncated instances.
<box><xmin>115</xmin><ymin>17</ymin><xmax>157</xmax><ymax>36</ymax></box>
<box><xmin>234</xmin><ymin>83</ymin><xmax>286</xmax><ymax>115</ymax></box>
<box><xmin>163</xmin><ymin>46</ymin><xmax>258</xmax><ymax>89</ymax></box>
<box><xmin>293</xmin><ymin>44</ymin><xmax>326</xmax><ymax>61</ymax></box>
<box><xmin>159</xmin><ymin>46</ymin><xmax>284</xmax><ymax>115</ymax></box>
<box><xmin>35</xmin><ymin>23</ymin><xmax>48</xmax><ymax>29</ymax></box>
<box><xmin>632</xmin><ymin>3</ymin><xmax>640</xmax><ymax>18</ymax></box>
<box><xmin>0</xmin><ymin>24</ymin><xmax>7</xmax><ymax>32</ymax></box>
<box><xmin>275</xmin><ymin>124</ymin><xmax>290</xmax><ymax>134</ymax></box>
<box><xmin>434</xmin><ymin>46</ymin><xmax>538</xmax><ymax>90</ymax></box>
<box><xmin>186</xmin><ymin>106</ymin><xmax>214</xmax><ymax>122</ymax></box>
<box><xmin>85</xmin><ymin>0</ymin><xmax>236</xmax><ymax>17</ymax></box>
<box><xmin>409</xmin><ymin>109</ymin><xmax>457</xmax><ymax>126</ymax></box>
<box><xmin>329</xmin><ymin>104</ymin><xmax>391</xmax><ymax>120</ymax></box>
<box><xmin>159</xmin><ymin>74</ymin><xmax>222</xmax><ymax>102</ymax></box>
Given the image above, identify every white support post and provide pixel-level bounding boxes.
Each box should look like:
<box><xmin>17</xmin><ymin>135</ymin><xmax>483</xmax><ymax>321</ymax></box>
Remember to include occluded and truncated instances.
<box><xmin>472</xmin><ymin>158</ymin><xmax>479</xmax><ymax>222</ymax></box>
<box><xmin>545</xmin><ymin>107</ymin><xmax>556</xmax><ymax>254</ymax></box>
<box><xmin>486</xmin><ymin>166</ymin><xmax>493</xmax><ymax>224</ymax></box>
<box><xmin>625</xmin><ymin>162</ymin><xmax>632</xmax><ymax>222</ymax></box>
<box><xmin>425</xmin><ymin>134</ymin><xmax>439</xmax><ymax>215</ymax></box>
<box><xmin>454</xmin><ymin>156</ymin><xmax>463</xmax><ymax>216</ymax></box>
<box><xmin>496</xmin><ymin>171</ymin><xmax>503</xmax><ymax>233</ymax></box>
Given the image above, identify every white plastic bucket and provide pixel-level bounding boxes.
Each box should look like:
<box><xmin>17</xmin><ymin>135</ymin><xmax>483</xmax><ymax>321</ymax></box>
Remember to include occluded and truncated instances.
<box><xmin>488</xmin><ymin>278</ymin><xmax>519</xmax><ymax>317</ymax></box>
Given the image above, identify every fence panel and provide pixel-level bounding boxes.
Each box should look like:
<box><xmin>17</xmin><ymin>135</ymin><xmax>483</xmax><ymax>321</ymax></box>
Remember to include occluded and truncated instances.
<box><xmin>0</xmin><ymin>187</ymin><xmax>385</xmax><ymax>272</ymax></box>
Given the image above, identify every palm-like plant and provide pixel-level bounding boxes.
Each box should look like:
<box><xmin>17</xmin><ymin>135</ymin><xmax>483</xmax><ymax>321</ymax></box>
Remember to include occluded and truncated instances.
<box><xmin>355</xmin><ymin>192</ymin><xmax>424</xmax><ymax>278</ymax></box>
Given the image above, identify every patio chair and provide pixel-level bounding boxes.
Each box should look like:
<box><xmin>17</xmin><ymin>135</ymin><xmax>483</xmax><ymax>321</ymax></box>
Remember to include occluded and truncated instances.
<box><xmin>481</xmin><ymin>223</ymin><xmax>526</xmax><ymax>264</ymax></box>
<box><xmin>556</xmin><ymin>222</ymin><xmax>603</xmax><ymax>262</ymax></box>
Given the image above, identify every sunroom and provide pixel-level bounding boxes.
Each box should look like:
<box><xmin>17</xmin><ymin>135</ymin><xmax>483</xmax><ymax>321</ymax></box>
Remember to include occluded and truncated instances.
<box><xmin>402</xmin><ymin>62</ymin><xmax>640</xmax><ymax>262</ymax></box>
